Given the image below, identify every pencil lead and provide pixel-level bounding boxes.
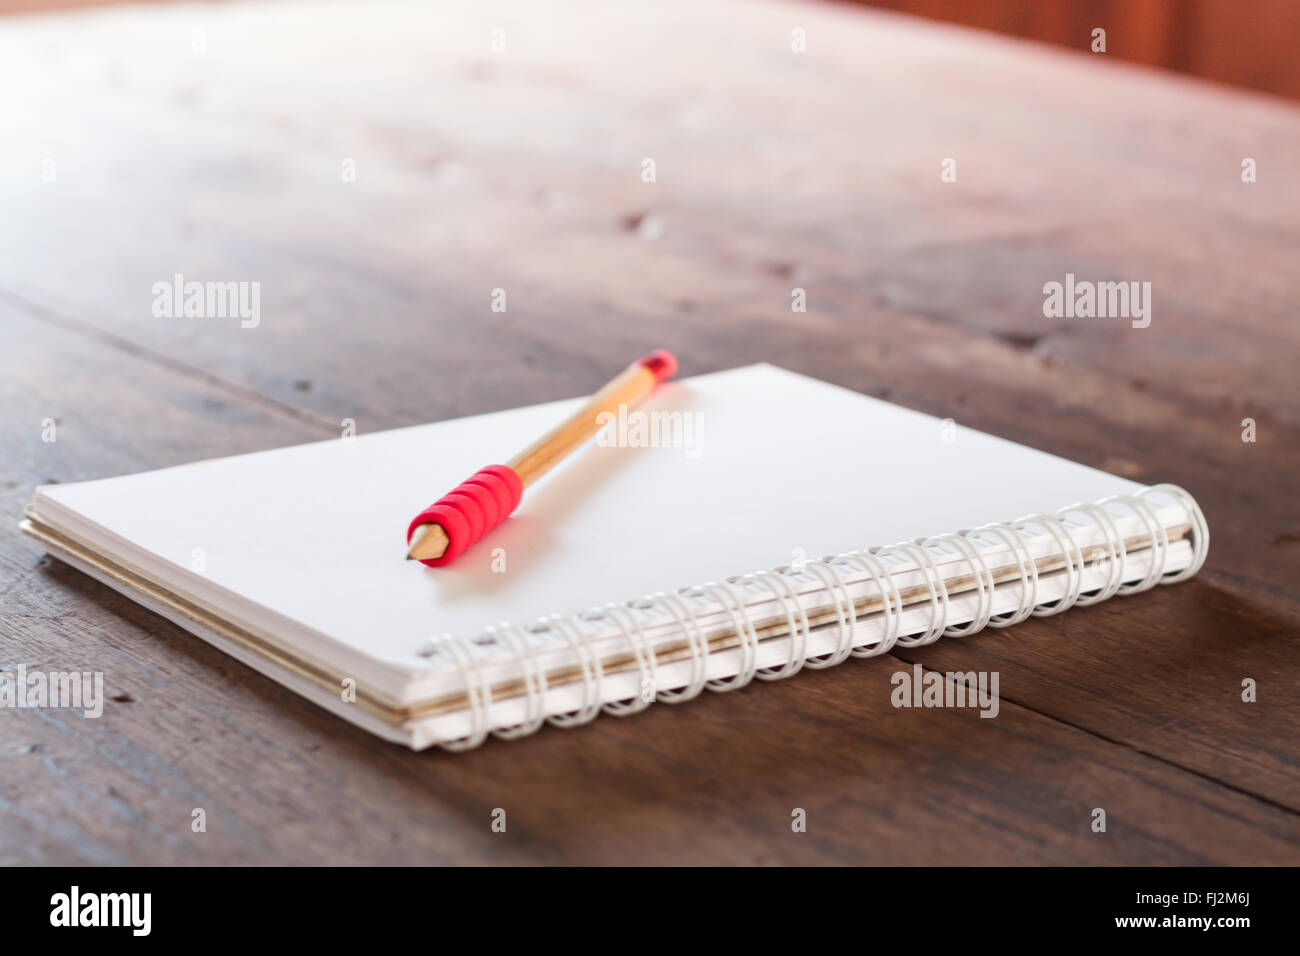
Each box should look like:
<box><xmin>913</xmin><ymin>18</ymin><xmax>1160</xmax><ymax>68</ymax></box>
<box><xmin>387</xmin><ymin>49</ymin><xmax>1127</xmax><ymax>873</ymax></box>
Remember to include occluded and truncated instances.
<box><xmin>407</xmin><ymin>522</ymin><xmax>451</xmax><ymax>562</ymax></box>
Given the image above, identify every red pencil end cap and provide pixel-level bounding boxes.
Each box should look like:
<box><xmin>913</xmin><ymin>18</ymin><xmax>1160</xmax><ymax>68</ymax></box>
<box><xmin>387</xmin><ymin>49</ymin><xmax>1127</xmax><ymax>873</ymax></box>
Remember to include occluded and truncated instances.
<box><xmin>637</xmin><ymin>349</ymin><xmax>678</xmax><ymax>383</ymax></box>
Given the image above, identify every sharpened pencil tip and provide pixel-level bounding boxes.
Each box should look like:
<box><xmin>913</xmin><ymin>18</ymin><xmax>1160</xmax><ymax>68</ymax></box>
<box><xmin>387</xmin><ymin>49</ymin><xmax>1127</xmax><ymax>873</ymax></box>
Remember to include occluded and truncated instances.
<box><xmin>407</xmin><ymin>522</ymin><xmax>451</xmax><ymax>562</ymax></box>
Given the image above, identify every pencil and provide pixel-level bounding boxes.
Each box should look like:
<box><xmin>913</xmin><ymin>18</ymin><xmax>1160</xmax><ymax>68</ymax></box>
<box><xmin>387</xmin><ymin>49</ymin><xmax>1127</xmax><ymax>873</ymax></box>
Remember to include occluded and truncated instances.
<box><xmin>406</xmin><ymin>350</ymin><xmax>678</xmax><ymax>565</ymax></box>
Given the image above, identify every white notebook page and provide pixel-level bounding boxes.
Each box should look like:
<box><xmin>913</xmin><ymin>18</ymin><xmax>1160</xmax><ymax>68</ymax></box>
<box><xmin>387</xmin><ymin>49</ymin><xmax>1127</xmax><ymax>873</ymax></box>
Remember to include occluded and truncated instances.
<box><xmin>32</xmin><ymin>364</ymin><xmax>1147</xmax><ymax>702</ymax></box>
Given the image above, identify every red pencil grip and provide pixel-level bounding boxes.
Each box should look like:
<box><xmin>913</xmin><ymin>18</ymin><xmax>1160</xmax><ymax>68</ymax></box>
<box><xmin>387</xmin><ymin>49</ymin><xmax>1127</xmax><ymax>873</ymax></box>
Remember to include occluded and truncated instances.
<box><xmin>407</xmin><ymin>464</ymin><xmax>523</xmax><ymax>566</ymax></box>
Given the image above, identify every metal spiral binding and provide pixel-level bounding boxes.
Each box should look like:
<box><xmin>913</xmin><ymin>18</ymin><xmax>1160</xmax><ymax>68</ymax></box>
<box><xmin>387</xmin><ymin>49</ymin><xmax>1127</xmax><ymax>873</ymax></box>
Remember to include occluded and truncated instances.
<box><xmin>421</xmin><ymin>483</ymin><xmax>1208</xmax><ymax>751</ymax></box>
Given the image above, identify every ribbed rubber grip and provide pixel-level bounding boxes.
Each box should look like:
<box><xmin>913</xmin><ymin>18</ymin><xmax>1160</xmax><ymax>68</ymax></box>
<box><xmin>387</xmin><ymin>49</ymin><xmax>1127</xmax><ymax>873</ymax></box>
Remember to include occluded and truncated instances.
<box><xmin>407</xmin><ymin>464</ymin><xmax>523</xmax><ymax>566</ymax></box>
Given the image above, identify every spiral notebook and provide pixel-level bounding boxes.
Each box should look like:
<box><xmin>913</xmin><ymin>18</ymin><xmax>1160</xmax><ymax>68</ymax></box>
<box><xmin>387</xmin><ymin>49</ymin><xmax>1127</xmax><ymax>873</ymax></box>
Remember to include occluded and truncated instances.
<box><xmin>20</xmin><ymin>364</ymin><xmax>1208</xmax><ymax>750</ymax></box>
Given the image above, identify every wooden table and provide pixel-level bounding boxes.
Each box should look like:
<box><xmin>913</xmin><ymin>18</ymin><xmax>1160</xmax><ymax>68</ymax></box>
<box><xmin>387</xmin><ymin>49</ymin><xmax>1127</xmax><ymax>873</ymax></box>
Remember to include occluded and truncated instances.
<box><xmin>1</xmin><ymin>0</ymin><xmax>1296</xmax><ymax>865</ymax></box>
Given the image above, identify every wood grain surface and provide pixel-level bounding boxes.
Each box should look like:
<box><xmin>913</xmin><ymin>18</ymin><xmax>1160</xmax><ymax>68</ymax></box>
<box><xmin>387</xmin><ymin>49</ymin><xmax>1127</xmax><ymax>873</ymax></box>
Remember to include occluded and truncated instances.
<box><xmin>0</xmin><ymin>0</ymin><xmax>1296</xmax><ymax>865</ymax></box>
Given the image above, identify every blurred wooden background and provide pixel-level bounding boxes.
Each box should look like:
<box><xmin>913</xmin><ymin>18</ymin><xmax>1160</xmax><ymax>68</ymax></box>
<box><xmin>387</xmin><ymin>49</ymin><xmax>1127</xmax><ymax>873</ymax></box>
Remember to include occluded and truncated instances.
<box><xmin>5</xmin><ymin>0</ymin><xmax>1300</xmax><ymax>101</ymax></box>
<box><xmin>861</xmin><ymin>0</ymin><xmax>1300</xmax><ymax>100</ymax></box>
